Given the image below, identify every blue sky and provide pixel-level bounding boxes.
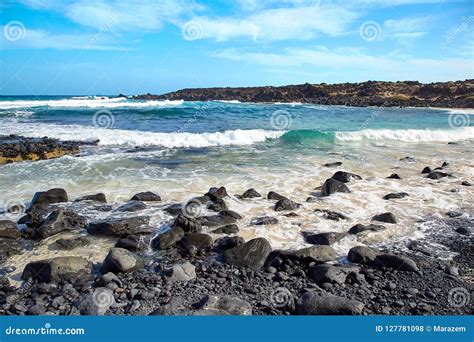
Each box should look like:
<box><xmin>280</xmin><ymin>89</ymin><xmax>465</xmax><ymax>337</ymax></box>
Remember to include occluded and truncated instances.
<box><xmin>0</xmin><ymin>0</ymin><xmax>473</xmax><ymax>95</ymax></box>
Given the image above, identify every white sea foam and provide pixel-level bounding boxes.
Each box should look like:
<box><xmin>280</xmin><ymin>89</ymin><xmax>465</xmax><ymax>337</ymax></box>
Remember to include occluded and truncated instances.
<box><xmin>0</xmin><ymin>98</ymin><xmax>184</xmax><ymax>109</ymax></box>
<box><xmin>335</xmin><ymin>127</ymin><xmax>474</xmax><ymax>142</ymax></box>
<box><xmin>0</xmin><ymin>122</ymin><xmax>284</xmax><ymax>148</ymax></box>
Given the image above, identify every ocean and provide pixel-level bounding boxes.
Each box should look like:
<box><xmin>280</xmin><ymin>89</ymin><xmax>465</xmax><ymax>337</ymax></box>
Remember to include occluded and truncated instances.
<box><xmin>0</xmin><ymin>96</ymin><xmax>473</xmax><ymax>276</ymax></box>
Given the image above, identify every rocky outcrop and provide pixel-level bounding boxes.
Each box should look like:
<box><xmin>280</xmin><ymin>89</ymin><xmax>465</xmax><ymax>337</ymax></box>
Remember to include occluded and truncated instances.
<box><xmin>22</xmin><ymin>256</ymin><xmax>92</xmax><ymax>282</ymax></box>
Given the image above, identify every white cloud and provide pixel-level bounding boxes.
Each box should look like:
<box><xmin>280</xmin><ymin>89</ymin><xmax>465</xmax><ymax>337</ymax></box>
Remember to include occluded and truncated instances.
<box><xmin>0</xmin><ymin>26</ymin><xmax>125</xmax><ymax>50</ymax></box>
<box><xmin>213</xmin><ymin>47</ymin><xmax>473</xmax><ymax>81</ymax></box>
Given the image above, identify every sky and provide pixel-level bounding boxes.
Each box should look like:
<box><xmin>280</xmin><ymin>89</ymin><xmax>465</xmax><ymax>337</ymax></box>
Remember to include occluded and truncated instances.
<box><xmin>0</xmin><ymin>0</ymin><xmax>473</xmax><ymax>95</ymax></box>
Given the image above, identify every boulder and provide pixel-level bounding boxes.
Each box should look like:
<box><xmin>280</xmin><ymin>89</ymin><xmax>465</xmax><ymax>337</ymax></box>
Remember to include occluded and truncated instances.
<box><xmin>267</xmin><ymin>191</ymin><xmax>287</xmax><ymax>201</ymax></box>
<box><xmin>224</xmin><ymin>238</ymin><xmax>272</xmax><ymax>270</ymax></box>
<box><xmin>321</xmin><ymin>178</ymin><xmax>350</xmax><ymax>196</ymax></box>
<box><xmin>87</xmin><ymin>216</ymin><xmax>150</xmax><ymax>237</ymax></box>
<box><xmin>0</xmin><ymin>220</ymin><xmax>20</xmax><ymax>239</ymax></box>
<box><xmin>302</xmin><ymin>232</ymin><xmax>346</xmax><ymax>245</ymax></box>
<box><xmin>372</xmin><ymin>212</ymin><xmax>397</xmax><ymax>224</ymax></box>
<box><xmin>218</xmin><ymin>210</ymin><xmax>242</xmax><ymax>220</ymax></box>
<box><xmin>163</xmin><ymin>203</ymin><xmax>184</xmax><ymax>216</ymax></box>
<box><xmin>207</xmin><ymin>199</ymin><xmax>227</xmax><ymax>212</ymax></box>
<box><xmin>375</xmin><ymin>254</ymin><xmax>419</xmax><ymax>272</ymax></box>
<box><xmin>241</xmin><ymin>188</ymin><xmax>261</xmax><ymax>199</ymax></box>
<box><xmin>266</xmin><ymin>245</ymin><xmax>336</xmax><ymax>266</ymax></box>
<box><xmin>18</xmin><ymin>204</ymin><xmax>52</xmax><ymax>228</ymax></box>
<box><xmin>31</xmin><ymin>188</ymin><xmax>68</xmax><ymax>206</ymax></box>
<box><xmin>331</xmin><ymin>171</ymin><xmax>362</xmax><ymax>183</ymax></box>
<box><xmin>194</xmin><ymin>295</ymin><xmax>252</xmax><ymax>315</ymax></box>
<box><xmin>314</xmin><ymin>209</ymin><xmax>348</xmax><ymax>221</ymax></box>
<box><xmin>421</xmin><ymin>166</ymin><xmax>432</xmax><ymax>174</ymax></box>
<box><xmin>151</xmin><ymin>226</ymin><xmax>185</xmax><ymax>250</ymax></box>
<box><xmin>199</xmin><ymin>215</ymin><xmax>236</xmax><ymax>227</ymax></box>
<box><xmin>347</xmin><ymin>246</ymin><xmax>380</xmax><ymax>265</ymax></box>
<box><xmin>387</xmin><ymin>173</ymin><xmax>402</xmax><ymax>179</ymax></box>
<box><xmin>308</xmin><ymin>264</ymin><xmax>358</xmax><ymax>284</ymax></box>
<box><xmin>115</xmin><ymin>201</ymin><xmax>147</xmax><ymax>212</ymax></box>
<box><xmin>251</xmin><ymin>216</ymin><xmax>278</xmax><ymax>225</ymax></box>
<box><xmin>348</xmin><ymin>223</ymin><xmax>385</xmax><ymax>235</ymax></box>
<box><xmin>461</xmin><ymin>181</ymin><xmax>471</xmax><ymax>186</ymax></box>
<box><xmin>211</xmin><ymin>224</ymin><xmax>239</xmax><ymax>235</ymax></box>
<box><xmin>173</xmin><ymin>214</ymin><xmax>201</xmax><ymax>232</ymax></box>
<box><xmin>32</xmin><ymin>208</ymin><xmax>87</xmax><ymax>240</ymax></box>
<box><xmin>101</xmin><ymin>248</ymin><xmax>143</xmax><ymax>274</ymax></box>
<box><xmin>427</xmin><ymin>171</ymin><xmax>449</xmax><ymax>179</ymax></box>
<box><xmin>180</xmin><ymin>233</ymin><xmax>213</xmax><ymax>250</ymax></box>
<box><xmin>130</xmin><ymin>191</ymin><xmax>161</xmax><ymax>202</ymax></box>
<box><xmin>166</xmin><ymin>261</ymin><xmax>196</xmax><ymax>282</ymax></box>
<box><xmin>22</xmin><ymin>256</ymin><xmax>92</xmax><ymax>282</ymax></box>
<box><xmin>383</xmin><ymin>192</ymin><xmax>409</xmax><ymax>200</ymax></box>
<box><xmin>75</xmin><ymin>193</ymin><xmax>107</xmax><ymax>203</ymax></box>
<box><xmin>55</xmin><ymin>237</ymin><xmax>90</xmax><ymax>250</ymax></box>
<box><xmin>214</xmin><ymin>236</ymin><xmax>245</xmax><ymax>251</ymax></box>
<box><xmin>205</xmin><ymin>187</ymin><xmax>229</xmax><ymax>200</ymax></box>
<box><xmin>296</xmin><ymin>292</ymin><xmax>364</xmax><ymax>315</ymax></box>
<box><xmin>115</xmin><ymin>236</ymin><xmax>145</xmax><ymax>252</ymax></box>
<box><xmin>274</xmin><ymin>198</ymin><xmax>301</xmax><ymax>211</ymax></box>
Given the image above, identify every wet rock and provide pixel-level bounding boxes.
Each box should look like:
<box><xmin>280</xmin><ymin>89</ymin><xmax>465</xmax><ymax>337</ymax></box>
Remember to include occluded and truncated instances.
<box><xmin>166</xmin><ymin>261</ymin><xmax>196</xmax><ymax>282</ymax></box>
<box><xmin>205</xmin><ymin>187</ymin><xmax>229</xmax><ymax>200</ymax></box>
<box><xmin>0</xmin><ymin>220</ymin><xmax>20</xmax><ymax>239</ymax></box>
<box><xmin>387</xmin><ymin>174</ymin><xmax>401</xmax><ymax>179</ymax></box>
<box><xmin>274</xmin><ymin>198</ymin><xmax>301</xmax><ymax>211</ymax></box>
<box><xmin>163</xmin><ymin>203</ymin><xmax>184</xmax><ymax>216</ymax></box>
<box><xmin>224</xmin><ymin>238</ymin><xmax>272</xmax><ymax>270</ymax></box>
<box><xmin>323</xmin><ymin>162</ymin><xmax>342</xmax><ymax>167</ymax></box>
<box><xmin>251</xmin><ymin>216</ymin><xmax>278</xmax><ymax>225</ymax></box>
<box><xmin>268</xmin><ymin>245</ymin><xmax>336</xmax><ymax>265</ymax></box>
<box><xmin>331</xmin><ymin>171</ymin><xmax>362</xmax><ymax>183</ymax></box>
<box><xmin>0</xmin><ymin>239</ymin><xmax>24</xmax><ymax>261</ymax></box>
<box><xmin>151</xmin><ymin>226</ymin><xmax>185</xmax><ymax>250</ymax></box>
<box><xmin>32</xmin><ymin>208</ymin><xmax>87</xmax><ymax>240</ymax></box>
<box><xmin>461</xmin><ymin>181</ymin><xmax>471</xmax><ymax>186</ymax></box>
<box><xmin>207</xmin><ymin>199</ymin><xmax>227</xmax><ymax>212</ymax></box>
<box><xmin>31</xmin><ymin>188</ymin><xmax>68</xmax><ymax>206</ymax></box>
<box><xmin>302</xmin><ymin>231</ymin><xmax>346</xmax><ymax>245</ymax></box>
<box><xmin>383</xmin><ymin>192</ymin><xmax>409</xmax><ymax>200</ymax></box>
<box><xmin>130</xmin><ymin>191</ymin><xmax>161</xmax><ymax>202</ymax></box>
<box><xmin>87</xmin><ymin>216</ymin><xmax>150</xmax><ymax>237</ymax></box>
<box><xmin>101</xmin><ymin>248</ymin><xmax>143</xmax><ymax>274</ymax></box>
<box><xmin>194</xmin><ymin>295</ymin><xmax>252</xmax><ymax>315</ymax></box>
<box><xmin>218</xmin><ymin>210</ymin><xmax>242</xmax><ymax>220</ymax></box>
<box><xmin>455</xmin><ymin>226</ymin><xmax>470</xmax><ymax>236</ymax></box>
<box><xmin>18</xmin><ymin>204</ymin><xmax>52</xmax><ymax>228</ymax></box>
<box><xmin>421</xmin><ymin>166</ymin><xmax>432</xmax><ymax>174</ymax></box>
<box><xmin>22</xmin><ymin>256</ymin><xmax>92</xmax><ymax>282</ymax></box>
<box><xmin>55</xmin><ymin>237</ymin><xmax>90</xmax><ymax>250</ymax></box>
<box><xmin>347</xmin><ymin>246</ymin><xmax>380</xmax><ymax>264</ymax></box>
<box><xmin>372</xmin><ymin>212</ymin><xmax>397</xmax><ymax>224</ymax></box>
<box><xmin>400</xmin><ymin>157</ymin><xmax>415</xmax><ymax>162</ymax></box>
<box><xmin>173</xmin><ymin>214</ymin><xmax>202</xmax><ymax>232</ymax></box>
<box><xmin>348</xmin><ymin>223</ymin><xmax>385</xmax><ymax>235</ymax></box>
<box><xmin>241</xmin><ymin>188</ymin><xmax>261</xmax><ymax>199</ymax></box>
<box><xmin>427</xmin><ymin>171</ymin><xmax>449</xmax><ymax>179</ymax></box>
<box><xmin>308</xmin><ymin>264</ymin><xmax>358</xmax><ymax>284</ymax></box>
<box><xmin>115</xmin><ymin>236</ymin><xmax>146</xmax><ymax>252</ymax></box>
<box><xmin>267</xmin><ymin>191</ymin><xmax>287</xmax><ymax>201</ymax></box>
<box><xmin>447</xmin><ymin>211</ymin><xmax>463</xmax><ymax>218</ymax></box>
<box><xmin>199</xmin><ymin>215</ymin><xmax>236</xmax><ymax>228</ymax></box>
<box><xmin>296</xmin><ymin>292</ymin><xmax>364</xmax><ymax>315</ymax></box>
<box><xmin>321</xmin><ymin>178</ymin><xmax>350</xmax><ymax>196</ymax></box>
<box><xmin>180</xmin><ymin>233</ymin><xmax>213</xmax><ymax>250</ymax></box>
<box><xmin>314</xmin><ymin>209</ymin><xmax>348</xmax><ymax>221</ymax></box>
<box><xmin>212</xmin><ymin>224</ymin><xmax>239</xmax><ymax>235</ymax></box>
<box><xmin>77</xmin><ymin>288</ymin><xmax>115</xmax><ymax>315</ymax></box>
<box><xmin>115</xmin><ymin>201</ymin><xmax>147</xmax><ymax>212</ymax></box>
<box><xmin>214</xmin><ymin>236</ymin><xmax>244</xmax><ymax>251</ymax></box>
<box><xmin>74</xmin><ymin>193</ymin><xmax>107</xmax><ymax>203</ymax></box>
<box><xmin>374</xmin><ymin>254</ymin><xmax>419</xmax><ymax>272</ymax></box>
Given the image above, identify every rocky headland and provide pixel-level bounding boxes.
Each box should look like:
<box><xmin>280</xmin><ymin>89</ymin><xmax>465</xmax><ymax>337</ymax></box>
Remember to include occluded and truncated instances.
<box><xmin>133</xmin><ymin>80</ymin><xmax>474</xmax><ymax>108</ymax></box>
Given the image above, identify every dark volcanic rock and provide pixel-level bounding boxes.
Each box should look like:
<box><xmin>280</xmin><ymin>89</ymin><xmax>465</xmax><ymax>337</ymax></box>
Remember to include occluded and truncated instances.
<box><xmin>266</xmin><ymin>245</ymin><xmax>336</xmax><ymax>265</ymax></box>
<box><xmin>374</xmin><ymin>254</ymin><xmax>419</xmax><ymax>272</ymax></box>
<box><xmin>193</xmin><ymin>295</ymin><xmax>252</xmax><ymax>315</ymax></box>
<box><xmin>214</xmin><ymin>236</ymin><xmax>245</xmax><ymax>251</ymax></box>
<box><xmin>421</xmin><ymin>166</ymin><xmax>432</xmax><ymax>174</ymax></box>
<box><xmin>296</xmin><ymin>292</ymin><xmax>364</xmax><ymax>315</ymax></box>
<box><xmin>18</xmin><ymin>204</ymin><xmax>53</xmax><ymax>228</ymax></box>
<box><xmin>115</xmin><ymin>236</ymin><xmax>146</xmax><ymax>252</ymax></box>
<box><xmin>331</xmin><ymin>171</ymin><xmax>362</xmax><ymax>183</ymax></box>
<box><xmin>302</xmin><ymin>231</ymin><xmax>346</xmax><ymax>245</ymax></box>
<box><xmin>130</xmin><ymin>191</ymin><xmax>161</xmax><ymax>202</ymax></box>
<box><xmin>199</xmin><ymin>215</ymin><xmax>236</xmax><ymax>228</ymax></box>
<box><xmin>224</xmin><ymin>238</ymin><xmax>272</xmax><ymax>270</ymax></box>
<box><xmin>347</xmin><ymin>246</ymin><xmax>380</xmax><ymax>264</ymax></box>
<box><xmin>383</xmin><ymin>192</ymin><xmax>409</xmax><ymax>200</ymax></box>
<box><xmin>151</xmin><ymin>226</ymin><xmax>185</xmax><ymax>250</ymax></box>
<box><xmin>55</xmin><ymin>237</ymin><xmax>90</xmax><ymax>250</ymax></box>
<box><xmin>267</xmin><ymin>191</ymin><xmax>287</xmax><ymax>201</ymax></box>
<box><xmin>323</xmin><ymin>162</ymin><xmax>342</xmax><ymax>167</ymax></box>
<box><xmin>321</xmin><ymin>178</ymin><xmax>350</xmax><ymax>196</ymax></box>
<box><xmin>116</xmin><ymin>201</ymin><xmax>147</xmax><ymax>212</ymax></box>
<box><xmin>427</xmin><ymin>171</ymin><xmax>449</xmax><ymax>179</ymax></box>
<box><xmin>372</xmin><ymin>212</ymin><xmax>397</xmax><ymax>224</ymax></box>
<box><xmin>163</xmin><ymin>203</ymin><xmax>185</xmax><ymax>216</ymax></box>
<box><xmin>387</xmin><ymin>173</ymin><xmax>402</xmax><ymax>179</ymax></box>
<box><xmin>87</xmin><ymin>216</ymin><xmax>150</xmax><ymax>237</ymax></box>
<box><xmin>461</xmin><ymin>181</ymin><xmax>471</xmax><ymax>186</ymax></box>
<box><xmin>101</xmin><ymin>248</ymin><xmax>143</xmax><ymax>274</ymax></box>
<box><xmin>31</xmin><ymin>208</ymin><xmax>87</xmax><ymax>240</ymax></box>
<box><xmin>31</xmin><ymin>188</ymin><xmax>68</xmax><ymax>206</ymax></box>
<box><xmin>75</xmin><ymin>193</ymin><xmax>107</xmax><ymax>203</ymax></box>
<box><xmin>22</xmin><ymin>256</ymin><xmax>92</xmax><ymax>282</ymax></box>
<box><xmin>180</xmin><ymin>233</ymin><xmax>213</xmax><ymax>250</ymax></box>
<box><xmin>211</xmin><ymin>224</ymin><xmax>239</xmax><ymax>235</ymax></box>
<box><xmin>314</xmin><ymin>209</ymin><xmax>348</xmax><ymax>221</ymax></box>
<box><xmin>348</xmin><ymin>223</ymin><xmax>385</xmax><ymax>235</ymax></box>
<box><xmin>207</xmin><ymin>199</ymin><xmax>227</xmax><ymax>212</ymax></box>
<box><xmin>0</xmin><ymin>220</ymin><xmax>20</xmax><ymax>239</ymax></box>
<box><xmin>205</xmin><ymin>187</ymin><xmax>229</xmax><ymax>200</ymax></box>
<box><xmin>218</xmin><ymin>210</ymin><xmax>242</xmax><ymax>220</ymax></box>
<box><xmin>172</xmin><ymin>214</ymin><xmax>202</xmax><ymax>232</ymax></box>
<box><xmin>251</xmin><ymin>216</ymin><xmax>278</xmax><ymax>225</ymax></box>
<box><xmin>274</xmin><ymin>198</ymin><xmax>301</xmax><ymax>211</ymax></box>
<box><xmin>241</xmin><ymin>188</ymin><xmax>261</xmax><ymax>199</ymax></box>
<box><xmin>308</xmin><ymin>264</ymin><xmax>358</xmax><ymax>284</ymax></box>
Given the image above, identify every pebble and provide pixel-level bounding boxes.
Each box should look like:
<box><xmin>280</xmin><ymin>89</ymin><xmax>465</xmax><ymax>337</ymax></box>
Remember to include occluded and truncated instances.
<box><xmin>407</xmin><ymin>288</ymin><xmax>419</xmax><ymax>295</ymax></box>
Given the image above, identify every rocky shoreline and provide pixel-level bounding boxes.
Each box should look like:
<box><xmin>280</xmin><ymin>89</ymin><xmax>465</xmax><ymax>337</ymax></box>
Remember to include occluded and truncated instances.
<box><xmin>0</xmin><ymin>166</ymin><xmax>472</xmax><ymax>316</ymax></box>
<box><xmin>133</xmin><ymin>80</ymin><xmax>474</xmax><ymax>108</ymax></box>
<box><xmin>0</xmin><ymin>135</ymin><xmax>98</xmax><ymax>165</ymax></box>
